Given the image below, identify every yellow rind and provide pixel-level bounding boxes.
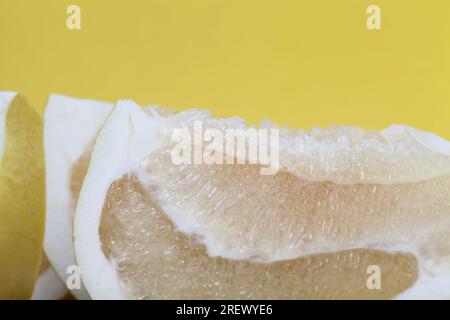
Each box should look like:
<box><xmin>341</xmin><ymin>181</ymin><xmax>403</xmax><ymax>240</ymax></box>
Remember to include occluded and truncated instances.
<box><xmin>0</xmin><ymin>94</ymin><xmax>45</xmax><ymax>299</ymax></box>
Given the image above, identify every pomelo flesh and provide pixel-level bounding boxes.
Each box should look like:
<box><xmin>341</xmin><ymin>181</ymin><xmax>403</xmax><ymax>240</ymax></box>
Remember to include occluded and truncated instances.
<box><xmin>74</xmin><ymin>101</ymin><xmax>450</xmax><ymax>299</ymax></box>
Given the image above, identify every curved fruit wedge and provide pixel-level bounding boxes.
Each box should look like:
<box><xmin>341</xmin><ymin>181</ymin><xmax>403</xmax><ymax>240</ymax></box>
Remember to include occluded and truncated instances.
<box><xmin>0</xmin><ymin>92</ymin><xmax>45</xmax><ymax>299</ymax></box>
<box><xmin>75</xmin><ymin>101</ymin><xmax>450</xmax><ymax>299</ymax></box>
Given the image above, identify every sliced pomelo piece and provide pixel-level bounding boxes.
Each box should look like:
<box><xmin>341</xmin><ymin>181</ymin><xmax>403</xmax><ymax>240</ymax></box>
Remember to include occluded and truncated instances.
<box><xmin>44</xmin><ymin>94</ymin><xmax>113</xmax><ymax>299</ymax></box>
<box><xmin>32</xmin><ymin>254</ymin><xmax>69</xmax><ymax>300</ymax></box>
<box><xmin>0</xmin><ymin>92</ymin><xmax>45</xmax><ymax>299</ymax></box>
<box><xmin>44</xmin><ymin>95</ymin><xmax>172</xmax><ymax>299</ymax></box>
<box><xmin>75</xmin><ymin>101</ymin><xmax>450</xmax><ymax>299</ymax></box>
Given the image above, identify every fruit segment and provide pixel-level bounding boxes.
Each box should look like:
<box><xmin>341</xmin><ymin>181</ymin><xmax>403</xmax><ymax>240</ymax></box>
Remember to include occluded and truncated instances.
<box><xmin>141</xmin><ymin>150</ymin><xmax>450</xmax><ymax>263</ymax></box>
<box><xmin>100</xmin><ymin>175</ymin><xmax>418</xmax><ymax>299</ymax></box>
<box><xmin>74</xmin><ymin>101</ymin><xmax>450</xmax><ymax>299</ymax></box>
<box><xmin>0</xmin><ymin>93</ymin><xmax>45</xmax><ymax>299</ymax></box>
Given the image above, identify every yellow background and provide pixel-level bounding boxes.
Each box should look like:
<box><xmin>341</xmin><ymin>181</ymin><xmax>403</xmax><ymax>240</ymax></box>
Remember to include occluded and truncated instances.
<box><xmin>1</xmin><ymin>0</ymin><xmax>449</xmax><ymax>138</ymax></box>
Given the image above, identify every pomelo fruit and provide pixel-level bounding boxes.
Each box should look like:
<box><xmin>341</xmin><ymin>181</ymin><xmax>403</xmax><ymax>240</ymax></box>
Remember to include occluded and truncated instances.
<box><xmin>74</xmin><ymin>101</ymin><xmax>450</xmax><ymax>299</ymax></box>
<box><xmin>0</xmin><ymin>92</ymin><xmax>45</xmax><ymax>299</ymax></box>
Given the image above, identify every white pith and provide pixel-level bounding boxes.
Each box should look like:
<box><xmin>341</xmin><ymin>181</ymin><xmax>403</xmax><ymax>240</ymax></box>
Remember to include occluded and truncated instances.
<box><xmin>32</xmin><ymin>267</ymin><xmax>68</xmax><ymax>300</ymax></box>
<box><xmin>44</xmin><ymin>94</ymin><xmax>113</xmax><ymax>299</ymax></box>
